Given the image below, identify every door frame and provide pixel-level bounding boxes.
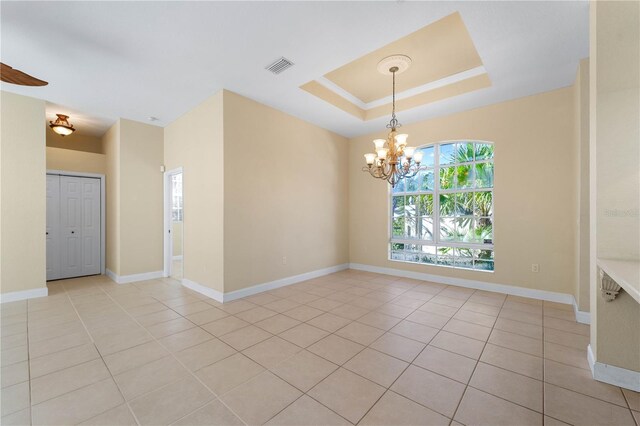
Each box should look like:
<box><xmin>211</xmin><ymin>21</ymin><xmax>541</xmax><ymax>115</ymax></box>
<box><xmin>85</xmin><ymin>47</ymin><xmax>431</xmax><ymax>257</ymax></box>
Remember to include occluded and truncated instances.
<box><xmin>46</xmin><ymin>170</ymin><xmax>106</xmax><ymax>275</ymax></box>
<box><xmin>164</xmin><ymin>167</ymin><xmax>183</xmax><ymax>278</ymax></box>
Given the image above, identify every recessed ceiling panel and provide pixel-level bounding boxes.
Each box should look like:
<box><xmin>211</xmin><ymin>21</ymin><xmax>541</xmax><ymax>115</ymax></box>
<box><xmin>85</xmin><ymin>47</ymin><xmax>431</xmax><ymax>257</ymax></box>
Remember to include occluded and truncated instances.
<box><xmin>323</xmin><ymin>12</ymin><xmax>482</xmax><ymax>104</ymax></box>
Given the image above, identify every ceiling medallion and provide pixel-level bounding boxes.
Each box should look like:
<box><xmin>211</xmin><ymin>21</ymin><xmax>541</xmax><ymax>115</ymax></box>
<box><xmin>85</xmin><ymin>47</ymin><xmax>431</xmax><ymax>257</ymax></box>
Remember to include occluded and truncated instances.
<box><xmin>49</xmin><ymin>114</ymin><xmax>76</xmax><ymax>137</ymax></box>
<box><xmin>363</xmin><ymin>55</ymin><xmax>423</xmax><ymax>188</ymax></box>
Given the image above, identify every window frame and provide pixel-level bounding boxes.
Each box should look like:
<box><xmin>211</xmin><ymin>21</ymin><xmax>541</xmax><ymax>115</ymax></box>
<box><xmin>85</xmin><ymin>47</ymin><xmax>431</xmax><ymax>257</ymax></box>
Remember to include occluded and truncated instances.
<box><xmin>388</xmin><ymin>140</ymin><xmax>495</xmax><ymax>272</ymax></box>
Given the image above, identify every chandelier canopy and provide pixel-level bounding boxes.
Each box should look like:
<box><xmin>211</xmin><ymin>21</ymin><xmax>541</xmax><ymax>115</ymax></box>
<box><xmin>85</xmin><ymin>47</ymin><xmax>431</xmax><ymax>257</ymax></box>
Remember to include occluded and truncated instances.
<box><xmin>362</xmin><ymin>55</ymin><xmax>423</xmax><ymax>188</ymax></box>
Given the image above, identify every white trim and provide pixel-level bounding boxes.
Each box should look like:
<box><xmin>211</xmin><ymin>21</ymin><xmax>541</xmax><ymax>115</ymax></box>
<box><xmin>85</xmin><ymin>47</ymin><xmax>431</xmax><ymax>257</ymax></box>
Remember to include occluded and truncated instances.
<box><xmin>573</xmin><ymin>298</ymin><xmax>591</xmax><ymax>324</ymax></box>
<box><xmin>46</xmin><ymin>170</ymin><xmax>106</xmax><ymax>275</ymax></box>
<box><xmin>349</xmin><ymin>263</ymin><xmax>574</xmax><ymax>304</ymax></box>
<box><xmin>0</xmin><ymin>287</ymin><xmax>48</xmax><ymax>303</ymax></box>
<box><xmin>106</xmin><ymin>269</ymin><xmax>164</xmax><ymax>284</ymax></box>
<box><xmin>588</xmin><ymin>344</ymin><xmax>640</xmax><ymax>391</ymax></box>
<box><xmin>164</xmin><ymin>167</ymin><xmax>183</xmax><ymax>278</ymax></box>
<box><xmin>172</xmin><ymin>255</ymin><xmax>183</xmax><ymax>261</ymax></box>
<box><xmin>180</xmin><ymin>263</ymin><xmax>349</xmax><ymax>303</ymax></box>
<box><xmin>182</xmin><ymin>279</ymin><xmax>224</xmax><ymax>303</ymax></box>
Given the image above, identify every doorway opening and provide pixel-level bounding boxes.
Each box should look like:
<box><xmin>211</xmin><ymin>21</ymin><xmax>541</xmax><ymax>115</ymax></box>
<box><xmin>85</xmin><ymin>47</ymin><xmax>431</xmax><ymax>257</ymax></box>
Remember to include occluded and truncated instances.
<box><xmin>164</xmin><ymin>168</ymin><xmax>183</xmax><ymax>280</ymax></box>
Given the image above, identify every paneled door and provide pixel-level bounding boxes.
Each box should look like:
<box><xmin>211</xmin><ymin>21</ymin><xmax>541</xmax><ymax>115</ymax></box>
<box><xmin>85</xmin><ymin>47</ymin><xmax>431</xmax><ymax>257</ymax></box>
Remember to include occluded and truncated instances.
<box><xmin>46</xmin><ymin>175</ymin><xmax>61</xmax><ymax>281</ymax></box>
<box><xmin>49</xmin><ymin>175</ymin><xmax>102</xmax><ymax>280</ymax></box>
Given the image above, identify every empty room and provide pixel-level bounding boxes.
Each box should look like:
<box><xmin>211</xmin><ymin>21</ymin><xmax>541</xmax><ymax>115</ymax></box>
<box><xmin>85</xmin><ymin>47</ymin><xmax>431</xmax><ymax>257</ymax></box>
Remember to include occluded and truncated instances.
<box><xmin>0</xmin><ymin>1</ymin><xmax>638</xmax><ymax>425</ymax></box>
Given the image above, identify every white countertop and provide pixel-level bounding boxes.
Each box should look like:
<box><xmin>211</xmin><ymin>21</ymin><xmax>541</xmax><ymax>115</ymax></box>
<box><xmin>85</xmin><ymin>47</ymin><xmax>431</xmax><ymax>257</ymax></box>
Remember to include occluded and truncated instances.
<box><xmin>597</xmin><ymin>258</ymin><xmax>640</xmax><ymax>304</ymax></box>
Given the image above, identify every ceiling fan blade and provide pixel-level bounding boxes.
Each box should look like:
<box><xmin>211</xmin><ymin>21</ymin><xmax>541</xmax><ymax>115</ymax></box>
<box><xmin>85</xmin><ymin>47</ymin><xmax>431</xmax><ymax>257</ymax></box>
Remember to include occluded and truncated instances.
<box><xmin>1</xmin><ymin>63</ymin><xmax>48</xmax><ymax>86</ymax></box>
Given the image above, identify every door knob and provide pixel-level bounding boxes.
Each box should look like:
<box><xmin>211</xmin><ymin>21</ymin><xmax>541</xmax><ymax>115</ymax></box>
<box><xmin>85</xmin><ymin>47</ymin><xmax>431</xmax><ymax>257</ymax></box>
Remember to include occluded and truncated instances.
<box><xmin>46</xmin><ymin>232</ymin><xmax>49</xmax><ymax>235</ymax></box>
<box><xmin>71</xmin><ymin>231</ymin><xmax>75</xmax><ymax>234</ymax></box>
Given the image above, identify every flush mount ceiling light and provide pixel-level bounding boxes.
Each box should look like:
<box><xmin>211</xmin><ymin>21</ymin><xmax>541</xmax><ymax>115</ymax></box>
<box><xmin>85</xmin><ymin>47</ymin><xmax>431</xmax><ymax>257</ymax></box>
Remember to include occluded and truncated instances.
<box><xmin>49</xmin><ymin>114</ymin><xmax>76</xmax><ymax>137</ymax></box>
<box><xmin>362</xmin><ymin>55</ymin><xmax>423</xmax><ymax>188</ymax></box>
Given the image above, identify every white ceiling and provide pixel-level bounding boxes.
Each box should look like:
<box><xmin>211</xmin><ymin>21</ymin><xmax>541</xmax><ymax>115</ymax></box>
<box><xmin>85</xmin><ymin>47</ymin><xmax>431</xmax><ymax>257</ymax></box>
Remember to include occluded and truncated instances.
<box><xmin>1</xmin><ymin>1</ymin><xmax>588</xmax><ymax>138</ymax></box>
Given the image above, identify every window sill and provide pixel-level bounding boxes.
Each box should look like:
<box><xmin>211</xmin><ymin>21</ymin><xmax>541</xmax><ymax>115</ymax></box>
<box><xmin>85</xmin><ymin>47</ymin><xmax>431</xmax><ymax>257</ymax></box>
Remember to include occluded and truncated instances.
<box><xmin>389</xmin><ymin>257</ymin><xmax>495</xmax><ymax>273</ymax></box>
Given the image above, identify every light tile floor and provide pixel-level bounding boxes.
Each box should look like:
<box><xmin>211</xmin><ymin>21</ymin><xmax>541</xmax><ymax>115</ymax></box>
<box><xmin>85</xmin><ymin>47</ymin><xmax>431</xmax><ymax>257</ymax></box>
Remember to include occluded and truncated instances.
<box><xmin>1</xmin><ymin>270</ymin><xmax>638</xmax><ymax>425</ymax></box>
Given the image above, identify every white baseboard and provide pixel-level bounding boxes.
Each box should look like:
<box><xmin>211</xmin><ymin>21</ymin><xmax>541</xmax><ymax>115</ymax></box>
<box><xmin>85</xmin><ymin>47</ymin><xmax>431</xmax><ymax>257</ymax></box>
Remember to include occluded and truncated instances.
<box><xmin>180</xmin><ymin>263</ymin><xmax>349</xmax><ymax>304</ymax></box>
<box><xmin>572</xmin><ymin>299</ymin><xmax>591</xmax><ymax>324</ymax></box>
<box><xmin>172</xmin><ymin>255</ymin><xmax>183</xmax><ymax>261</ymax></box>
<box><xmin>0</xmin><ymin>287</ymin><xmax>48</xmax><ymax>303</ymax></box>
<box><xmin>106</xmin><ymin>269</ymin><xmax>165</xmax><ymax>284</ymax></box>
<box><xmin>588</xmin><ymin>344</ymin><xmax>640</xmax><ymax>391</ymax></box>
<box><xmin>350</xmin><ymin>263</ymin><xmax>575</xmax><ymax>305</ymax></box>
<box><xmin>182</xmin><ymin>279</ymin><xmax>224</xmax><ymax>303</ymax></box>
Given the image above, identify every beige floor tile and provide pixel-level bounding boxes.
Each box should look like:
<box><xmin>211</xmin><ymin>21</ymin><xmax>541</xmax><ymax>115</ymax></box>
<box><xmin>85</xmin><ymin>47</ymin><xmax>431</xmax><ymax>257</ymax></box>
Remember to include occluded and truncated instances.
<box><xmin>235</xmin><ymin>306</ymin><xmax>278</xmax><ymax>324</ymax></box>
<box><xmin>494</xmin><ymin>317</ymin><xmax>542</xmax><ymax>339</ymax></box>
<box><xmin>390</xmin><ymin>320</ymin><xmax>439</xmax><ymax>344</ymax></box>
<box><xmin>176</xmin><ymin>338</ymin><xmax>236</xmax><ymax>371</ymax></box>
<box><xmin>284</xmin><ymin>305</ymin><xmax>325</xmax><ymax>322</ymax></box>
<box><xmin>390</xmin><ymin>365</ymin><xmax>465</xmax><ymax>418</ymax></box>
<box><xmin>201</xmin><ymin>316</ymin><xmax>250</xmax><ymax>337</ymax></box>
<box><xmin>186</xmin><ymin>307</ymin><xmax>229</xmax><ymax>325</ymax></box>
<box><xmin>266</xmin><ymin>395</ymin><xmax>350</xmax><ymax>425</ymax></box>
<box><xmin>502</xmin><ymin>300</ymin><xmax>543</xmax><ymax>314</ymax></box>
<box><xmin>219</xmin><ymin>324</ymin><xmax>272</xmax><ymax>351</ymax></box>
<box><xmin>454</xmin><ymin>387</ymin><xmax>542</xmax><ymax>426</ymax></box>
<box><xmin>1</xmin><ymin>408</ymin><xmax>31</xmax><ymax>426</ymax></box>
<box><xmin>544</xmin><ymin>383</ymin><xmax>635</xmax><ymax>425</ymax></box>
<box><xmin>1</xmin><ymin>322</ymin><xmax>28</xmax><ymax>339</ymax></box>
<box><xmin>146</xmin><ymin>316</ymin><xmax>196</xmax><ymax>338</ymax></box>
<box><xmin>159</xmin><ymin>327</ymin><xmax>214</xmax><ymax>352</ymax></box>
<box><xmin>544</xmin><ymin>317</ymin><xmax>589</xmax><ymax>336</ymax></box>
<box><xmin>544</xmin><ymin>341</ymin><xmax>590</xmax><ymax>370</ymax></box>
<box><xmin>405</xmin><ymin>310</ymin><xmax>450</xmax><ymax>329</ymax></box>
<box><xmin>544</xmin><ymin>327</ymin><xmax>589</xmax><ymax>351</ymax></box>
<box><xmin>1</xmin><ymin>361</ymin><xmax>28</xmax><ymax>388</ymax></box>
<box><xmin>29</xmin><ymin>330</ymin><xmax>92</xmax><ymax>358</ymax></box>
<box><xmin>136</xmin><ymin>308</ymin><xmax>182</xmax><ymax>326</ymax></box>
<box><xmin>443</xmin><ymin>319</ymin><xmax>492</xmax><ymax>341</ymax></box>
<box><xmin>360</xmin><ymin>390</ymin><xmax>450</xmax><ymax>426</ymax></box>
<box><xmin>335</xmin><ymin>321</ymin><xmax>385</xmax><ymax>346</ymax></box>
<box><xmin>129</xmin><ymin>376</ymin><xmax>214</xmax><ymax>425</ymax></box>
<box><xmin>103</xmin><ymin>340</ymin><xmax>169</xmax><ymax>375</ymax></box>
<box><xmin>467</xmin><ymin>293</ymin><xmax>505</xmax><ymax>308</ymax></box>
<box><xmin>271</xmin><ymin>350</ymin><xmax>338</xmax><ymax>392</ymax></box>
<box><xmin>126</xmin><ymin>301</ymin><xmax>167</xmax><ymax>317</ymax></box>
<box><xmin>31</xmin><ymin>378</ymin><xmax>124</xmax><ymax>425</ymax></box>
<box><xmin>470</xmin><ymin>362</ymin><xmax>543</xmax><ymax>412</ymax></box>
<box><xmin>623</xmin><ymin>388</ymin><xmax>640</xmax><ymax>411</ymax></box>
<box><xmin>93</xmin><ymin>327</ymin><xmax>153</xmax><ymax>356</ymax></box>
<box><xmin>544</xmin><ymin>415</ymin><xmax>571</xmax><ymax>425</ymax></box>
<box><xmin>196</xmin><ymin>353</ymin><xmax>265</xmax><ymax>395</ymax></box>
<box><xmin>1</xmin><ymin>381</ymin><xmax>29</xmax><ymax>417</ymax></box>
<box><xmin>544</xmin><ymin>359</ymin><xmax>627</xmax><ymax>406</ymax></box>
<box><xmin>461</xmin><ymin>300</ymin><xmax>502</xmax><ymax>316</ymax></box>
<box><xmin>162</xmin><ymin>295</ymin><xmax>205</xmax><ymax>309</ymax></box>
<box><xmin>306</xmin><ymin>298</ymin><xmax>344</xmax><ymax>312</ymax></box>
<box><xmin>375</xmin><ymin>302</ymin><xmax>415</xmax><ymax>318</ymax></box>
<box><xmin>370</xmin><ymin>332</ymin><xmax>426</xmax><ymax>362</ymax></box>
<box><xmin>242</xmin><ymin>336</ymin><xmax>302</xmax><ymax>369</ymax></box>
<box><xmin>255</xmin><ymin>314</ymin><xmax>301</xmax><ymax>334</ymax></box>
<box><xmin>356</xmin><ymin>311</ymin><xmax>402</xmax><ymax>331</ymax></box>
<box><xmin>488</xmin><ymin>329</ymin><xmax>543</xmax><ymax>356</ymax></box>
<box><xmin>279</xmin><ymin>323</ymin><xmax>330</xmax><ymax>348</ymax></box>
<box><xmin>308</xmin><ymin>334</ymin><xmax>365</xmax><ymax>365</ymax></box>
<box><xmin>31</xmin><ymin>358</ymin><xmax>111</xmax><ymax>404</ymax></box>
<box><xmin>79</xmin><ymin>404</ymin><xmax>137</xmax><ymax>425</ymax></box>
<box><xmin>480</xmin><ymin>343</ymin><xmax>542</xmax><ymax>380</ymax></box>
<box><xmin>1</xmin><ymin>332</ymin><xmax>27</xmax><ymax>351</ymax></box>
<box><xmin>429</xmin><ymin>330</ymin><xmax>485</xmax><ymax>359</ymax></box>
<box><xmin>453</xmin><ymin>309</ymin><xmax>497</xmax><ymax>327</ymax></box>
<box><xmin>544</xmin><ymin>306</ymin><xmax>576</xmax><ymax>321</ymax></box>
<box><xmin>418</xmin><ymin>301</ymin><xmax>459</xmax><ymax>317</ymax></box>
<box><xmin>307</xmin><ymin>312</ymin><xmax>352</xmax><ymax>333</ymax></box>
<box><xmin>632</xmin><ymin>410</ymin><xmax>640</xmax><ymax>424</ymax></box>
<box><xmin>245</xmin><ymin>293</ymin><xmax>282</xmax><ymax>306</ymax></box>
<box><xmin>114</xmin><ymin>355</ymin><xmax>188</xmax><ymax>400</ymax></box>
<box><xmin>499</xmin><ymin>308</ymin><xmax>542</xmax><ymax>326</ymax></box>
<box><xmin>172</xmin><ymin>301</ymin><xmax>213</xmax><ymax>316</ymax></box>
<box><xmin>392</xmin><ymin>296</ymin><xmax>427</xmax><ymax>310</ymax></box>
<box><xmin>329</xmin><ymin>304</ymin><xmax>370</xmax><ymax>320</ymax></box>
<box><xmin>430</xmin><ymin>295</ymin><xmax>465</xmax><ymax>308</ymax></box>
<box><xmin>263</xmin><ymin>298</ymin><xmax>301</xmax><ymax>314</ymax></box>
<box><xmin>30</xmin><ymin>342</ymin><xmax>100</xmax><ymax>379</ymax></box>
<box><xmin>218</xmin><ymin>300</ymin><xmax>257</xmax><ymax>314</ymax></box>
<box><xmin>308</xmin><ymin>368</ymin><xmax>385</xmax><ymax>424</ymax></box>
<box><xmin>414</xmin><ymin>346</ymin><xmax>477</xmax><ymax>384</ymax></box>
<box><xmin>173</xmin><ymin>399</ymin><xmax>244</xmax><ymax>425</ymax></box>
<box><xmin>221</xmin><ymin>372</ymin><xmax>302</xmax><ymax>425</ymax></box>
<box><xmin>343</xmin><ymin>347</ymin><xmax>408</xmax><ymax>387</ymax></box>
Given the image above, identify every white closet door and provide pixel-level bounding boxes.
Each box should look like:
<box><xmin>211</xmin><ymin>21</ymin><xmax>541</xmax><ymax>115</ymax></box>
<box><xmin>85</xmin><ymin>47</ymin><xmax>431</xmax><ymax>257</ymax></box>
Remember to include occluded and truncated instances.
<box><xmin>46</xmin><ymin>175</ymin><xmax>61</xmax><ymax>281</ymax></box>
<box><xmin>60</xmin><ymin>176</ymin><xmax>84</xmax><ymax>279</ymax></box>
<box><xmin>81</xmin><ymin>178</ymin><xmax>101</xmax><ymax>275</ymax></box>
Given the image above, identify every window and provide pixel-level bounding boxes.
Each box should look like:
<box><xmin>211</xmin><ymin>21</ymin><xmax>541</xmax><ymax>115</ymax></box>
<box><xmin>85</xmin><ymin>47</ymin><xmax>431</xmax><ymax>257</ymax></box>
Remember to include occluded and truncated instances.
<box><xmin>390</xmin><ymin>141</ymin><xmax>494</xmax><ymax>271</ymax></box>
<box><xmin>171</xmin><ymin>173</ymin><xmax>183</xmax><ymax>222</ymax></box>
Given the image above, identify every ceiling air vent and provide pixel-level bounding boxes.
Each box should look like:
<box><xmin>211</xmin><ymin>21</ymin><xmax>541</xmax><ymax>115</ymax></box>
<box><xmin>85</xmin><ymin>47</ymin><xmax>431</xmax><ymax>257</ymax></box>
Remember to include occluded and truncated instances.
<box><xmin>265</xmin><ymin>57</ymin><xmax>294</xmax><ymax>74</ymax></box>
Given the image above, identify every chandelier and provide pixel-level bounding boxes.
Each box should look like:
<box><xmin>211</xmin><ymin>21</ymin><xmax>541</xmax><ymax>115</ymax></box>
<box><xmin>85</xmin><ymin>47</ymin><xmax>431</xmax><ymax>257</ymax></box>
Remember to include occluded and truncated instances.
<box><xmin>362</xmin><ymin>55</ymin><xmax>423</xmax><ymax>188</ymax></box>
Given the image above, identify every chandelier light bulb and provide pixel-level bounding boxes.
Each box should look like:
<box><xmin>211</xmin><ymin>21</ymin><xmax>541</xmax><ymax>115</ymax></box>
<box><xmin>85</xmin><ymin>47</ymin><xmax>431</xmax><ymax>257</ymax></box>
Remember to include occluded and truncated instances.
<box><xmin>404</xmin><ymin>147</ymin><xmax>415</xmax><ymax>159</ymax></box>
<box><xmin>377</xmin><ymin>148</ymin><xmax>389</xmax><ymax>160</ymax></box>
<box><xmin>373</xmin><ymin>139</ymin><xmax>386</xmax><ymax>150</ymax></box>
<box><xmin>395</xmin><ymin>134</ymin><xmax>409</xmax><ymax>147</ymax></box>
<box><xmin>414</xmin><ymin>151</ymin><xmax>423</xmax><ymax>163</ymax></box>
<box><xmin>364</xmin><ymin>153</ymin><xmax>377</xmax><ymax>165</ymax></box>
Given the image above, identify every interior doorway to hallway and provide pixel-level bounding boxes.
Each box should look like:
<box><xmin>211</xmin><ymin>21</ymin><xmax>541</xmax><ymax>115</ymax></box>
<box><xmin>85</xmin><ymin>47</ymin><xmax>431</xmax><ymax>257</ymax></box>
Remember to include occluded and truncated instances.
<box><xmin>164</xmin><ymin>168</ymin><xmax>183</xmax><ymax>280</ymax></box>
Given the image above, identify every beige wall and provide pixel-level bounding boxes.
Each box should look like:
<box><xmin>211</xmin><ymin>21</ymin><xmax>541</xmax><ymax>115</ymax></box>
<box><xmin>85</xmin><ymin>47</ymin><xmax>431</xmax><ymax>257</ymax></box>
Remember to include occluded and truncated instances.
<box><xmin>222</xmin><ymin>91</ymin><xmax>349</xmax><ymax>292</ymax></box>
<box><xmin>164</xmin><ymin>92</ymin><xmax>224</xmax><ymax>292</ymax></box>
<box><xmin>103</xmin><ymin>120</ymin><xmax>121</xmax><ymax>275</ymax></box>
<box><xmin>350</xmin><ymin>88</ymin><xmax>578</xmax><ymax>295</ymax></box>
<box><xmin>118</xmin><ymin>119</ymin><xmax>164</xmax><ymax>276</ymax></box>
<box><xmin>46</xmin><ymin>131</ymin><xmax>103</xmax><ymax>154</ymax></box>
<box><xmin>46</xmin><ymin>146</ymin><xmax>107</xmax><ymax>175</ymax></box>
<box><xmin>591</xmin><ymin>0</ymin><xmax>640</xmax><ymax>371</ymax></box>
<box><xmin>0</xmin><ymin>91</ymin><xmax>46</xmax><ymax>295</ymax></box>
<box><xmin>574</xmin><ymin>58</ymin><xmax>591</xmax><ymax>313</ymax></box>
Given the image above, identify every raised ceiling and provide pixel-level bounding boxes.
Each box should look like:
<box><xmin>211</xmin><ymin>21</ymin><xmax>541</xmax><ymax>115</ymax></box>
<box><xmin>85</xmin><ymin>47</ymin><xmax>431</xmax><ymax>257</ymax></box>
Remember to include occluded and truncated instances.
<box><xmin>0</xmin><ymin>2</ymin><xmax>588</xmax><ymax>138</ymax></box>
